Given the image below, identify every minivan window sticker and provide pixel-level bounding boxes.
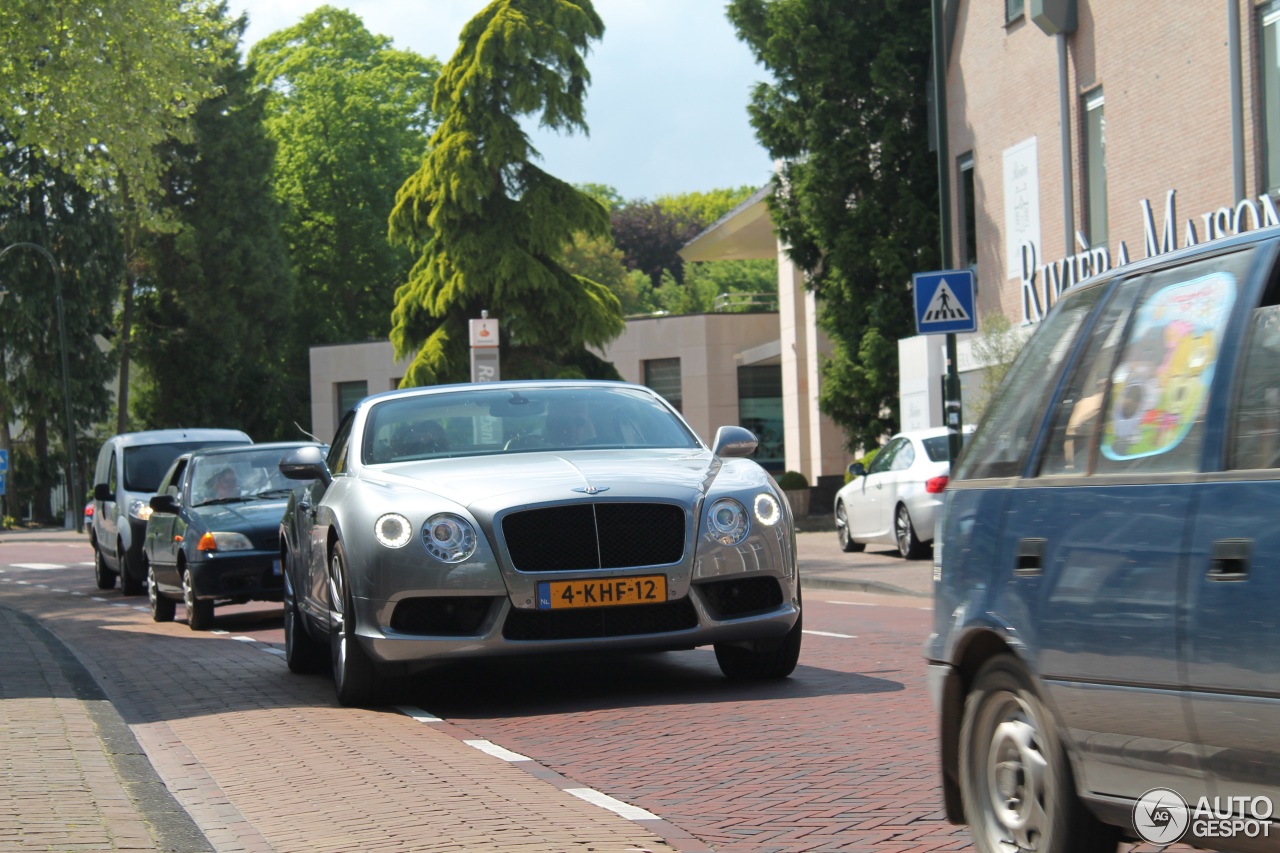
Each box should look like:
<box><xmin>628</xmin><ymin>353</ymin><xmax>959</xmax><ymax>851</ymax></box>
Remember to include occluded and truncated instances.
<box><xmin>1102</xmin><ymin>272</ymin><xmax>1237</xmax><ymax>460</ymax></box>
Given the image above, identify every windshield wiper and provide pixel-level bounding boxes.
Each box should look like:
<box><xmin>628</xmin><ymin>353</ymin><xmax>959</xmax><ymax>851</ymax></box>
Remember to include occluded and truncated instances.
<box><xmin>194</xmin><ymin>496</ymin><xmax>254</xmax><ymax>507</ymax></box>
<box><xmin>251</xmin><ymin>488</ymin><xmax>295</xmax><ymax>499</ymax></box>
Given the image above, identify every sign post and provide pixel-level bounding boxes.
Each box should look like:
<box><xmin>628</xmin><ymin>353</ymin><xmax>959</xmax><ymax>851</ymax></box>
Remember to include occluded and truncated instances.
<box><xmin>912</xmin><ymin>269</ymin><xmax>977</xmax><ymax>463</ymax></box>
<box><xmin>469</xmin><ymin>311</ymin><xmax>500</xmax><ymax>383</ymax></box>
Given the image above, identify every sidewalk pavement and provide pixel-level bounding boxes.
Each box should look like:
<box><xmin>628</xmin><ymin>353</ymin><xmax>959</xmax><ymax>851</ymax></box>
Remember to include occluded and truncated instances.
<box><xmin>0</xmin><ymin>520</ymin><xmax>933</xmax><ymax>851</ymax></box>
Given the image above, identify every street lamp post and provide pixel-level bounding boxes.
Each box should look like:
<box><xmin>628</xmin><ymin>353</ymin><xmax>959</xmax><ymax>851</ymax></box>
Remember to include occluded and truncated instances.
<box><xmin>0</xmin><ymin>242</ymin><xmax>82</xmax><ymax>533</ymax></box>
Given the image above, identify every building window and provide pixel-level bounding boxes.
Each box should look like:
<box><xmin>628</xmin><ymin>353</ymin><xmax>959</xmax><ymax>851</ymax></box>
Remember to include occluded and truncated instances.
<box><xmin>957</xmin><ymin>153</ymin><xmax>978</xmax><ymax>269</ymax></box>
<box><xmin>644</xmin><ymin>358</ymin><xmax>682</xmax><ymax>412</ymax></box>
<box><xmin>1083</xmin><ymin>88</ymin><xmax>1108</xmax><ymax>247</ymax></box>
<box><xmin>336</xmin><ymin>380</ymin><xmax>367</xmax><ymax>426</ymax></box>
<box><xmin>1006</xmin><ymin>0</ymin><xmax>1024</xmax><ymax>25</ymax></box>
<box><xmin>1262</xmin><ymin>4</ymin><xmax>1280</xmax><ymax>193</ymax></box>
<box><xmin>737</xmin><ymin>365</ymin><xmax>784</xmax><ymax>472</ymax></box>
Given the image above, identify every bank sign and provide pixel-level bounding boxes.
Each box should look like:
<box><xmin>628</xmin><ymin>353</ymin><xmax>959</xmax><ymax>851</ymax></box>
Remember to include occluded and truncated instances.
<box><xmin>1019</xmin><ymin>188</ymin><xmax>1280</xmax><ymax>324</ymax></box>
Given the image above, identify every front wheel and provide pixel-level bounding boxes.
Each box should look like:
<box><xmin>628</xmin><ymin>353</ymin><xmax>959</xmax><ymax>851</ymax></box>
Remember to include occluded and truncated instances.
<box><xmin>329</xmin><ymin>541</ymin><xmax>383</xmax><ymax>706</ymax></box>
<box><xmin>148</xmin><ymin>562</ymin><xmax>175</xmax><ymax>622</ymax></box>
<box><xmin>93</xmin><ymin>544</ymin><xmax>117</xmax><ymax>591</ymax></box>
<box><xmin>959</xmin><ymin>657</ymin><xmax>1119</xmax><ymax>853</ymax></box>
<box><xmin>284</xmin><ymin>555</ymin><xmax>325</xmax><ymax>674</ymax></box>
<box><xmin>835</xmin><ymin>502</ymin><xmax>865</xmax><ymax>553</ymax></box>
<box><xmin>714</xmin><ymin>608</ymin><xmax>803</xmax><ymax>680</ymax></box>
<box><xmin>119</xmin><ymin>540</ymin><xmax>145</xmax><ymax>596</ymax></box>
<box><xmin>182</xmin><ymin>566</ymin><xmax>214</xmax><ymax>631</ymax></box>
<box><xmin>894</xmin><ymin>504</ymin><xmax>929</xmax><ymax>560</ymax></box>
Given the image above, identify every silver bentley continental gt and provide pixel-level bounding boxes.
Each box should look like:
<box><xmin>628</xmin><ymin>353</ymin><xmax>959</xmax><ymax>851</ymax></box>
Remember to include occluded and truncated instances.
<box><xmin>278</xmin><ymin>380</ymin><xmax>802</xmax><ymax>706</ymax></box>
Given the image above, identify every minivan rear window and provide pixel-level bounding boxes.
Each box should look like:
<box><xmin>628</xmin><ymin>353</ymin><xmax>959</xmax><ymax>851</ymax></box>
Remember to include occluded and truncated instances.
<box><xmin>953</xmin><ymin>283</ymin><xmax>1105</xmax><ymax>481</ymax></box>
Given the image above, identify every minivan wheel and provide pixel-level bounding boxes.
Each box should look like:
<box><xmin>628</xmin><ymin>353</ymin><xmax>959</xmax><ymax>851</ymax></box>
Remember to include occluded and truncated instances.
<box><xmin>959</xmin><ymin>657</ymin><xmax>1119</xmax><ymax>853</ymax></box>
<box><xmin>329</xmin><ymin>541</ymin><xmax>383</xmax><ymax>706</ymax></box>
<box><xmin>118</xmin><ymin>540</ymin><xmax>146</xmax><ymax>596</ymax></box>
<box><xmin>894</xmin><ymin>504</ymin><xmax>928</xmax><ymax>560</ymax></box>
<box><xmin>93</xmin><ymin>545</ymin><xmax>117</xmax><ymax>591</ymax></box>
<box><xmin>148</xmin><ymin>563</ymin><xmax>175</xmax><ymax>622</ymax></box>
<box><xmin>835</xmin><ymin>503</ymin><xmax>865</xmax><ymax>553</ymax></box>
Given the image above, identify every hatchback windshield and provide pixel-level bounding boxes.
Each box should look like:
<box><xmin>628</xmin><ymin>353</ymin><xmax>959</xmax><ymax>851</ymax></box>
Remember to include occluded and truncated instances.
<box><xmin>190</xmin><ymin>448</ymin><xmax>302</xmax><ymax>506</ymax></box>
<box><xmin>362</xmin><ymin>386</ymin><xmax>700</xmax><ymax>464</ymax></box>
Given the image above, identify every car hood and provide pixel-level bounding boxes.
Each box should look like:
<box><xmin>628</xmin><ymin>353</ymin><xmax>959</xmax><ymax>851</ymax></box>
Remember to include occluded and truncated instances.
<box><xmin>365</xmin><ymin>449</ymin><xmax>719</xmax><ymax>509</ymax></box>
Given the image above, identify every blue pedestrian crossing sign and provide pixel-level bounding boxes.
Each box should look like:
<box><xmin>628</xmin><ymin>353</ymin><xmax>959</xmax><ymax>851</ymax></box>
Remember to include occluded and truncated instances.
<box><xmin>913</xmin><ymin>269</ymin><xmax>976</xmax><ymax>335</ymax></box>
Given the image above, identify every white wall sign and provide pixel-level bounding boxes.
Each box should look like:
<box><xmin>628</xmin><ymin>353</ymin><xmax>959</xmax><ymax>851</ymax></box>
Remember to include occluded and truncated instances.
<box><xmin>1003</xmin><ymin>137</ymin><xmax>1041</xmax><ymax>281</ymax></box>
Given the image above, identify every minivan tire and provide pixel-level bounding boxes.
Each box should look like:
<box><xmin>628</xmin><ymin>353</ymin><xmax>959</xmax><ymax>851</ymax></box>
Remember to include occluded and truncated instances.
<box><xmin>959</xmin><ymin>656</ymin><xmax>1119</xmax><ymax>853</ymax></box>
<box><xmin>118</xmin><ymin>540</ymin><xmax>145</xmax><ymax>596</ymax></box>
<box><xmin>93</xmin><ymin>544</ymin><xmax>117</xmax><ymax>591</ymax></box>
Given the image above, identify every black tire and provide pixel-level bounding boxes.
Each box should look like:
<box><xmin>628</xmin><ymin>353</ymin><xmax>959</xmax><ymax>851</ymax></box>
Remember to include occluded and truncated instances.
<box><xmin>714</xmin><ymin>608</ymin><xmax>803</xmax><ymax>680</ymax></box>
<box><xmin>329</xmin><ymin>541</ymin><xmax>383</xmax><ymax>706</ymax></box>
<box><xmin>118</xmin><ymin>539</ymin><xmax>146</xmax><ymax>596</ymax></box>
<box><xmin>959</xmin><ymin>656</ymin><xmax>1119</xmax><ymax>853</ymax></box>
<box><xmin>182</xmin><ymin>565</ymin><xmax>214</xmax><ymax>631</ymax></box>
<box><xmin>894</xmin><ymin>504</ymin><xmax>929</xmax><ymax>560</ymax></box>
<box><xmin>283</xmin><ymin>554</ymin><xmax>325</xmax><ymax>674</ymax></box>
<box><xmin>835</xmin><ymin>502</ymin><xmax>865</xmax><ymax>553</ymax></box>
<box><xmin>148</xmin><ymin>562</ymin><xmax>175</xmax><ymax>623</ymax></box>
<box><xmin>93</xmin><ymin>543</ymin><xmax>117</xmax><ymax>590</ymax></box>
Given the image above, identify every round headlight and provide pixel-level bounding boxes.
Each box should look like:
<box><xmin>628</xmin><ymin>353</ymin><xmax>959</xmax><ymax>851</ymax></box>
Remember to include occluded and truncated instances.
<box><xmin>707</xmin><ymin>498</ymin><xmax>749</xmax><ymax>545</ymax></box>
<box><xmin>129</xmin><ymin>499</ymin><xmax>153</xmax><ymax>522</ymax></box>
<box><xmin>374</xmin><ymin>513</ymin><xmax>412</xmax><ymax>549</ymax></box>
<box><xmin>753</xmin><ymin>493</ymin><xmax>781</xmax><ymax>526</ymax></box>
<box><xmin>422</xmin><ymin>513</ymin><xmax>477</xmax><ymax>563</ymax></box>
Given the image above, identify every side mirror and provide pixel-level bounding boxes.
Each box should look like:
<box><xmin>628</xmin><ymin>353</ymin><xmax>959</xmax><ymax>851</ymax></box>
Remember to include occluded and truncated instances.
<box><xmin>93</xmin><ymin>482</ymin><xmax>111</xmax><ymax>502</ymax></box>
<box><xmin>149</xmin><ymin>493</ymin><xmax>178</xmax><ymax>515</ymax></box>
<box><xmin>848</xmin><ymin>462</ymin><xmax>866</xmax><ymax>478</ymax></box>
<box><xmin>279</xmin><ymin>445</ymin><xmax>332</xmax><ymax>487</ymax></box>
<box><xmin>712</xmin><ymin>426</ymin><xmax>759</xmax><ymax>458</ymax></box>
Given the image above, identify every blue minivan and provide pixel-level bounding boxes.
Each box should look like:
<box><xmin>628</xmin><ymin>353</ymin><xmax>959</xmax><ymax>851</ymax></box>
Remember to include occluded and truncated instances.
<box><xmin>928</xmin><ymin>227</ymin><xmax>1280</xmax><ymax>852</ymax></box>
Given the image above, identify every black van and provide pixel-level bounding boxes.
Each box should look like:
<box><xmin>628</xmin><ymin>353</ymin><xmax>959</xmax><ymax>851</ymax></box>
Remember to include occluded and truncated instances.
<box><xmin>928</xmin><ymin>227</ymin><xmax>1280</xmax><ymax>852</ymax></box>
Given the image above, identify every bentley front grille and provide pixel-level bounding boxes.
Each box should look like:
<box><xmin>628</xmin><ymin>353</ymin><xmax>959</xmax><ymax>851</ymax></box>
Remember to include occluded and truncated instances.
<box><xmin>501</xmin><ymin>502</ymin><xmax>685</xmax><ymax>572</ymax></box>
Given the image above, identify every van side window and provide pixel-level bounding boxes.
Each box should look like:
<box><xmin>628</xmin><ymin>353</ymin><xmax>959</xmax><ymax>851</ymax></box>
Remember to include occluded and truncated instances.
<box><xmin>953</xmin><ymin>284</ymin><xmax>1104</xmax><ymax>481</ymax></box>
<box><xmin>1093</xmin><ymin>250</ymin><xmax>1250</xmax><ymax>476</ymax></box>
<box><xmin>1039</xmin><ymin>277</ymin><xmax>1143</xmax><ymax>476</ymax></box>
<box><xmin>1231</xmin><ymin>276</ymin><xmax>1280</xmax><ymax>469</ymax></box>
<box><xmin>107</xmin><ymin>453</ymin><xmax>118</xmax><ymax>496</ymax></box>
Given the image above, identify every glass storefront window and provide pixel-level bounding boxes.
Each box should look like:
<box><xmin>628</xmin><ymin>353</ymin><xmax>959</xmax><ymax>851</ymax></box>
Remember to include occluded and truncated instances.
<box><xmin>1263</xmin><ymin>4</ymin><xmax>1280</xmax><ymax>194</ymax></box>
<box><xmin>1084</xmin><ymin>88</ymin><xmax>1107</xmax><ymax>248</ymax></box>
<box><xmin>738</xmin><ymin>365</ymin><xmax>784</xmax><ymax>472</ymax></box>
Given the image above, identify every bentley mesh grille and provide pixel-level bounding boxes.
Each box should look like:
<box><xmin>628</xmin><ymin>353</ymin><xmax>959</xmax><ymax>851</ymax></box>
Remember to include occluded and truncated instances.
<box><xmin>501</xmin><ymin>502</ymin><xmax>685</xmax><ymax>572</ymax></box>
<box><xmin>502</xmin><ymin>597</ymin><xmax>698</xmax><ymax>641</ymax></box>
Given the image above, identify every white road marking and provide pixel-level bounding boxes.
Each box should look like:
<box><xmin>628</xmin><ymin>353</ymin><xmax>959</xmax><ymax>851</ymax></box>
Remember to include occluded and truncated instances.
<box><xmin>260</xmin><ymin>647</ymin><xmax>286</xmax><ymax>657</ymax></box>
<box><xmin>34</xmin><ymin>584</ymin><xmax>48</xmax><ymax>589</ymax></box>
<box><xmin>14</xmin><ymin>580</ymin><xmax>29</xmax><ymax>585</ymax></box>
<box><xmin>69</xmin><ymin>591</ymin><xmax>85</xmax><ymax>596</ymax></box>
<box><xmin>91</xmin><ymin>597</ymin><xmax>107</xmax><ymax>602</ymax></box>
<box><xmin>11</xmin><ymin>563</ymin><xmax>65</xmax><ymax>570</ymax></box>
<box><xmin>51</xmin><ymin>588</ymin><xmax>67</xmax><ymax>593</ymax></box>
<box><xmin>210</xmin><ymin>629</ymin><xmax>230</xmax><ymax>635</ymax></box>
<box><xmin>395</xmin><ymin>706</ymin><xmax>444</xmax><ymax>723</ymax></box>
<box><xmin>110</xmin><ymin>603</ymin><xmax>130</xmax><ymax>608</ymax></box>
<box><xmin>825</xmin><ymin>599</ymin><xmax>933</xmax><ymax>612</ymax></box>
<box><xmin>231</xmin><ymin>636</ymin><xmax>257</xmax><ymax>643</ymax></box>
<box><xmin>564</xmin><ymin>788</ymin><xmax>660</xmax><ymax>821</ymax></box>
<box><xmin>133</xmin><ymin>606</ymin><xmax>149</xmax><ymax>612</ymax></box>
<box><xmin>464</xmin><ymin>739</ymin><xmax>531</xmax><ymax>762</ymax></box>
<box><xmin>803</xmin><ymin>630</ymin><xmax>857</xmax><ymax>639</ymax></box>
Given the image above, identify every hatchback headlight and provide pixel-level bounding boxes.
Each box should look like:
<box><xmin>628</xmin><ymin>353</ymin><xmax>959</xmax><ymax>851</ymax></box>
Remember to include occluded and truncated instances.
<box><xmin>196</xmin><ymin>532</ymin><xmax>253</xmax><ymax>552</ymax></box>
<box><xmin>422</xmin><ymin>513</ymin><xmax>477</xmax><ymax>563</ymax></box>
<box><xmin>707</xmin><ymin>498</ymin><xmax>749</xmax><ymax>545</ymax></box>
<box><xmin>128</xmin><ymin>499</ymin><xmax>153</xmax><ymax>522</ymax></box>
<box><xmin>374</xmin><ymin>513</ymin><xmax>413</xmax><ymax>549</ymax></box>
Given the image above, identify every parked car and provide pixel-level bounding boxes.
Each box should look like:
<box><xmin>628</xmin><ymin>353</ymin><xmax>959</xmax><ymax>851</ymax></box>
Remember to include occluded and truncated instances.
<box><xmin>277</xmin><ymin>380</ymin><xmax>802</xmax><ymax>706</ymax></box>
<box><xmin>143</xmin><ymin>442</ymin><xmax>324</xmax><ymax>630</ymax></box>
<box><xmin>928</xmin><ymin>228</ymin><xmax>1280</xmax><ymax>852</ymax></box>
<box><xmin>89</xmin><ymin>429</ymin><xmax>252</xmax><ymax>595</ymax></box>
<box><xmin>833</xmin><ymin>426</ymin><xmax>973</xmax><ymax>559</ymax></box>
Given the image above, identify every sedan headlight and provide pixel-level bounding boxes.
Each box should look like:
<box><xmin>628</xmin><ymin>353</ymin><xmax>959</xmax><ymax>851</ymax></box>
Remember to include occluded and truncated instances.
<box><xmin>128</xmin><ymin>499</ymin><xmax>153</xmax><ymax>522</ymax></box>
<box><xmin>374</xmin><ymin>513</ymin><xmax>413</xmax><ymax>549</ymax></box>
<box><xmin>706</xmin><ymin>498</ymin><xmax>749</xmax><ymax>545</ymax></box>
<box><xmin>422</xmin><ymin>513</ymin><xmax>477</xmax><ymax>563</ymax></box>
<box><xmin>196</xmin><ymin>532</ymin><xmax>253</xmax><ymax>552</ymax></box>
<box><xmin>753</xmin><ymin>493</ymin><xmax>781</xmax><ymax>526</ymax></box>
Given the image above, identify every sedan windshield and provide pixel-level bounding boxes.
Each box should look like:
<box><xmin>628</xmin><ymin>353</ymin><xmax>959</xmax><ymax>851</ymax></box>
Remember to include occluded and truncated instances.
<box><xmin>362</xmin><ymin>386</ymin><xmax>700</xmax><ymax>464</ymax></box>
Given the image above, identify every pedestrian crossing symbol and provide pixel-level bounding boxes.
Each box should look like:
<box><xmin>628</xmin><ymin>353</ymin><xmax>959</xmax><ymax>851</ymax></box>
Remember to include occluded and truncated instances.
<box><xmin>912</xmin><ymin>269</ymin><xmax>977</xmax><ymax>335</ymax></box>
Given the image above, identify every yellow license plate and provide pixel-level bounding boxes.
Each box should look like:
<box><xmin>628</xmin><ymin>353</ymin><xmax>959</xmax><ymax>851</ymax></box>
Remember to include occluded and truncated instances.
<box><xmin>536</xmin><ymin>575</ymin><xmax>667</xmax><ymax>610</ymax></box>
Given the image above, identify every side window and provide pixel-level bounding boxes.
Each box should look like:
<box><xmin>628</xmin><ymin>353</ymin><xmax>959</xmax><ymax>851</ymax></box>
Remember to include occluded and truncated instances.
<box><xmin>328</xmin><ymin>412</ymin><xmax>355</xmax><ymax>475</ymax></box>
<box><xmin>868</xmin><ymin>439</ymin><xmax>902</xmax><ymax>475</ymax></box>
<box><xmin>1094</xmin><ymin>251</ymin><xmax>1249</xmax><ymax>475</ymax></box>
<box><xmin>892</xmin><ymin>441</ymin><xmax>916</xmax><ymax>471</ymax></box>
<box><xmin>107</xmin><ymin>452</ymin><xmax>118</xmax><ymax>496</ymax></box>
<box><xmin>954</xmin><ymin>283</ymin><xmax>1105</xmax><ymax>481</ymax></box>
<box><xmin>168</xmin><ymin>459</ymin><xmax>188</xmax><ymax>498</ymax></box>
<box><xmin>1039</xmin><ymin>276</ymin><xmax>1143</xmax><ymax>476</ymax></box>
<box><xmin>1231</xmin><ymin>275</ymin><xmax>1280</xmax><ymax>469</ymax></box>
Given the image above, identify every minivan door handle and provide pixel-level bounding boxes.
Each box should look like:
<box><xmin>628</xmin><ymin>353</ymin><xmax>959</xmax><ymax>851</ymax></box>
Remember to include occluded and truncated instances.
<box><xmin>1209</xmin><ymin>538</ymin><xmax>1252</xmax><ymax>581</ymax></box>
<box><xmin>1015</xmin><ymin>538</ymin><xmax>1046</xmax><ymax>576</ymax></box>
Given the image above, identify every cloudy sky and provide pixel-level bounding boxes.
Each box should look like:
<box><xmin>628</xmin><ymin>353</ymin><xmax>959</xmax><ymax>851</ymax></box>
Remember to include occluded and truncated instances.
<box><xmin>225</xmin><ymin>0</ymin><xmax>776</xmax><ymax>201</ymax></box>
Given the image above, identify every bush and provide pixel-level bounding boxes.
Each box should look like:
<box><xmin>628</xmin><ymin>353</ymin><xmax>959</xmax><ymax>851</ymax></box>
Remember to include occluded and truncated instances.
<box><xmin>776</xmin><ymin>470</ymin><xmax>809</xmax><ymax>491</ymax></box>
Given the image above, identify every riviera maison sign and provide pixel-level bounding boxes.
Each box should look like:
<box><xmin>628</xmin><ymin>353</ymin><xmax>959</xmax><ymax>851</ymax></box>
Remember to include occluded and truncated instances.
<box><xmin>1019</xmin><ymin>189</ymin><xmax>1280</xmax><ymax>323</ymax></box>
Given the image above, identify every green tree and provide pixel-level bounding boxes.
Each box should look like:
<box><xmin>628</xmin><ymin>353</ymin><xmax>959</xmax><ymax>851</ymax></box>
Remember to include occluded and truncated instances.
<box><xmin>0</xmin><ymin>147</ymin><xmax>121</xmax><ymax>523</ymax></box>
<box><xmin>131</xmin><ymin>13</ymin><xmax>296</xmax><ymax>441</ymax></box>
<box><xmin>728</xmin><ymin>0</ymin><xmax>939</xmax><ymax>451</ymax></box>
<box><xmin>656</xmin><ymin>185</ymin><xmax>759</xmax><ymax>228</ymax></box>
<box><xmin>966</xmin><ymin>313</ymin><xmax>1027</xmax><ymax>425</ymax></box>
<box><xmin>561</xmin><ymin>232</ymin><xmax>650</xmax><ymax>317</ymax></box>
<box><xmin>388</xmin><ymin>0</ymin><xmax>623</xmax><ymax>385</ymax></box>
<box><xmin>655</xmin><ymin>258</ymin><xmax>777</xmax><ymax>315</ymax></box>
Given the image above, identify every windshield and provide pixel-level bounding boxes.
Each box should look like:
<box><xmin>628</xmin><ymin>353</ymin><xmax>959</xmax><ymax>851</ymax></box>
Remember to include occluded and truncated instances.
<box><xmin>362</xmin><ymin>386</ymin><xmax>700</xmax><ymax>464</ymax></box>
<box><xmin>123</xmin><ymin>441</ymin><xmax>245</xmax><ymax>493</ymax></box>
<box><xmin>190</xmin><ymin>447</ymin><xmax>305</xmax><ymax>506</ymax></box>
